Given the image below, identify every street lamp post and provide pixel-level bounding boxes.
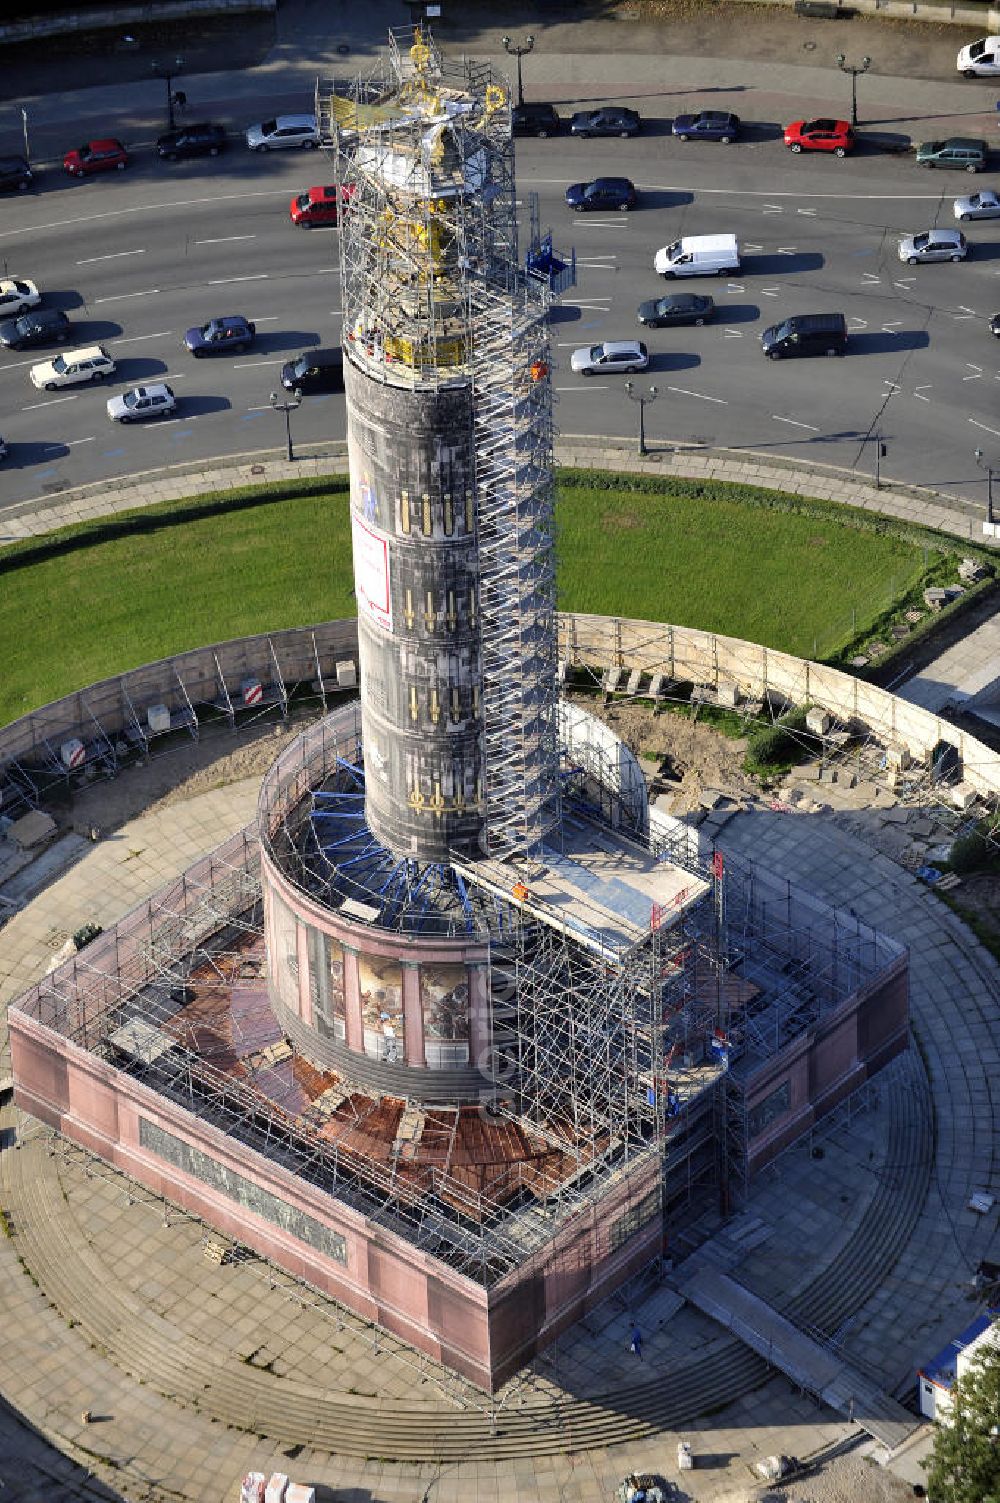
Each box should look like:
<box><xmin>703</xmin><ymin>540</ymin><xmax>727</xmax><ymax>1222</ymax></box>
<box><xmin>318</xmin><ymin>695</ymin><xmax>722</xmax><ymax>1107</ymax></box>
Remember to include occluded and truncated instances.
<box><xmin>21</xmin><ymin>107</ymin><xmax>30</xmax><ymax>168</ymax></box>
<box><xmin>501</xmin><ymin>34</ymin><xmax>534</xmax><ymax>108</ymax></box>
<box><xmin>152</xmin><ymin>55</ymin><xmax>185</xmax><ymax>132</ymax></box>
<box><xmin>975</xmin><ymin>447</ymin><xmax>996</xmax><ymax>525</ymax></box>
<box><xmin>270</xmin><ymin>388</ymin><xmax>302</xmax><ymax>463</ymax></box>
<box><xmin>835</xmin><ymin>52</ymin><xmax>871</xmax><ymax>131</ymax></box>
<box><xmin>624</xmin><ymin>380</ymin><xmax>658</xmax><ymax>457</ymax></box>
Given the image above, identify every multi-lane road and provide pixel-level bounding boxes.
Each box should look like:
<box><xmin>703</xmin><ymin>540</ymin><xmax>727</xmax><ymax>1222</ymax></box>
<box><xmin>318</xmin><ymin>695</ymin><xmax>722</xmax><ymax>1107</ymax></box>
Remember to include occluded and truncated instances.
<box><xmin>2</xmin><ymin>114</ymin><xmax>1000</xmax><ymax>516</ymax></box>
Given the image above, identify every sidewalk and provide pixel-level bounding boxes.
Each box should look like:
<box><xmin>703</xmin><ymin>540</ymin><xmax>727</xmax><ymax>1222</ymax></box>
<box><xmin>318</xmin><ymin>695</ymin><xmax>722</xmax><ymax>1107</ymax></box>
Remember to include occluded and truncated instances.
<box><xmin>0</xmin><ymin>436</ymin><xmax>991</xmax><ymax>549</ymax></box>
<box><xmin>1</xmin><ymin>0</ymin><xmax>995</xmax><ymax>159</ymax></box>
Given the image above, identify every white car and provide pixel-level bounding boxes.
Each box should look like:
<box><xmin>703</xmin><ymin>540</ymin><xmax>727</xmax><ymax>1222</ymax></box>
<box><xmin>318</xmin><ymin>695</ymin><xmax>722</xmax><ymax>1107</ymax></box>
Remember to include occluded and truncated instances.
<box><xmin>106</xmin><ymin>383</ymin><xmax>176</xmax><ymax>423</ymax></box>
<box><xmin>898</xmin><ymin>229</ymin><xmax>968</xmax><ymax>265</ymax></box>
<box><xmin>0</xmin><ymin>278</ymin><xmax>40</xmax><ymax>316</ymax></box>
<box><xmin>245</xmin><ymin>115</ymin><xmax>318</xmax><ymax>151</ymax></box>
<box><xmin>570</xmin><ymin>340</ymin><xmax>649</xmax><ymax>376</ymax></box>
<box><xmin>957</xmin><ymin>35</ymin><xmax>1000</xmax><ymax>77</ymax></box>
<box><xmin>30</xmin><ymin>344</ymin><xmax>116</xmax><ymax>390</ymax></box>
<box><xmin>954</xmin><ymin>189</ymin><xmax>1000</xmax><ymax>220</ymax></box>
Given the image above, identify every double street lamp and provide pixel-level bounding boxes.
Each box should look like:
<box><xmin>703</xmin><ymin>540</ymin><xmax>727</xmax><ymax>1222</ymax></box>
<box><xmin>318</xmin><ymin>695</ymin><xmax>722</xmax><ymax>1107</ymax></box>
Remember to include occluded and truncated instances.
<box><xmin>624</xmin><ymin>380</ymin><xmax>658</xmax><ymax>457</ymax></box>
<box><xmin>835</xmin><ymin>52</ymin><xmax>871</xmax><ymax>130</ymax></box>
<box><xmin>501</xmin><ymin>34</ymin><xmax>534</xmax><ymax>108</ymax></box>
<box><xmin>152</xmin><ymin>55</ymin><xmax>186</xmax><ymax>132</ymax></box>
<box><xmin>270</xmin><ymin>387</ymin><xmax>302</xmax><ymax>463</ymax></box>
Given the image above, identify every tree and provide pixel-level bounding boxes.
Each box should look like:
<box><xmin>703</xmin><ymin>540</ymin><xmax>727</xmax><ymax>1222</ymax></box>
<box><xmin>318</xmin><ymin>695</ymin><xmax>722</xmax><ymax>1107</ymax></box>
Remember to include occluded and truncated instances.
<box><xmin>924</xmin><ymin>1326</ymin><xmax>1000</xmax><ymax>1503</ymax></box>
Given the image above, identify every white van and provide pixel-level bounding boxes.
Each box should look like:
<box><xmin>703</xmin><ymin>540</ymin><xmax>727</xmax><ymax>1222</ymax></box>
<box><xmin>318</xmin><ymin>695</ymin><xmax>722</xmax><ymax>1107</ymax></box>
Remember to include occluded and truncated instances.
<box><xmin>957</xmin><ymin>36</ymin><xmax>1000</xmax><ymax>77</ymax></box>
<box><xmin>654</xmin><ymin>233</ymin><xmax>740</xmax><ymax>279</ymax></box>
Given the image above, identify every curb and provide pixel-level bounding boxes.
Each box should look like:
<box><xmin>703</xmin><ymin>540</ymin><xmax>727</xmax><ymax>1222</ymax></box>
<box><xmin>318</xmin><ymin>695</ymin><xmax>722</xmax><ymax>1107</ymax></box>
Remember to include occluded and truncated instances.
<box><xmin>0</xmin><ymin>439</ymin><xmax>990</xmax><ymax>549</ymax></box>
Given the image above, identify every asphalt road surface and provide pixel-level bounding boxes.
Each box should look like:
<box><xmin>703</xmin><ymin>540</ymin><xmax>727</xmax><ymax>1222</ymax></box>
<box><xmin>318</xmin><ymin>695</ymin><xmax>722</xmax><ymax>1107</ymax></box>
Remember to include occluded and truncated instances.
<box><xmin>1</xmin><ymin>111</ymin><xmax>999</xmax><ymax>517</ymax></box>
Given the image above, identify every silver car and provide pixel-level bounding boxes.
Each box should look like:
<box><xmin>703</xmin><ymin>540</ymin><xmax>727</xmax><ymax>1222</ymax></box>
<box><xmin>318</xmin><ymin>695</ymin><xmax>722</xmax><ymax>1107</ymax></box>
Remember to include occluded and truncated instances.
<box><xmin>106</xmin><ymin>383</ymin><xmax>176</xmax><ymax>423</ymax></box>
<box><xmin>245</xmin><ymin>115</ymin><xmax>318</xmax><ymax>152</ymax></box>
<box><xmin>954</xmin><ymin>188</ymin><xmax>1000</xmax><ymax>220</ymax></box>
<box><xmin>898</xmin><ymin>228</ymin><xmax>968</xmax><ymax>264</ymax></box>
<box><xmin>570</xmin><ymin>340</ymin><xmax>649</xmax><ymax>376</ymax></box>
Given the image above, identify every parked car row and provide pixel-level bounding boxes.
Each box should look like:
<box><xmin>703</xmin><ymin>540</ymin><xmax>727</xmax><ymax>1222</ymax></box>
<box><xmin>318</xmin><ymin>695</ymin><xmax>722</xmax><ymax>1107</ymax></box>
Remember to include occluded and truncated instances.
<box><xmin>0</xmin><ymin>113</ymin><xmax>328</xmax><ymax>197</ymax></box>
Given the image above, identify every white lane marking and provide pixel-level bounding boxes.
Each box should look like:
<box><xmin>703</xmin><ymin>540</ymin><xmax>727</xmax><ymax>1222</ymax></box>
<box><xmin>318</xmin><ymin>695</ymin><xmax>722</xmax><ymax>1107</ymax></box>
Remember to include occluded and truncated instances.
<box><xmin>762</xmin><ymin>205</ymin><xmax>782</xmax><ymax>214</ymax></box>
<box><xmin>234</xmin><ymin>359</ymin><xmax>284</xmax><ymax>369</ymax></box>
<box><xmin>954</xmin><ymin>305</ymin><xmax>977</xmax><ymax>320</ymax></box>
<box><xmin>1</xmin><ymin>186</ymin><xmax>292</xmax><ymax>239</ymax></box>
<box><xmin>723</xmin><ymin>329</ymin><xmax>743</xmax><ymax>338</ymax></box>
<box><xmin>534</xmin><ymin>178</ymin><xmax>966</xmax><ymax>203</ymax></box>
<box><xmin>76</xmin><ymin>249</ymin><xmax>145</xmax><ymax>264</ymax></box>
<box><xmin>893</xmin><ymin>278</ymin><xmax>916</xmax><ymax>290</ymax></box>
<box><xmin>796</xmin><ymin>207</ymin><xmax>817</xmax><ymax>216</ymax></box>
<box><xmin>970</xmin><ymin>418</ymin><xmax>1000</xmax><ymax>437</ymax></box>
<box><xmin>862</xmin><ymin>273</ymin><xmax>881</xmax><ymax>284</ymax></box>
<box><xmin>564</xmin><ymin>303</ymin><xmax>613</xmax><ymax>313</ymax></box>
<box><xmin>772</xmin><ymin>415</ymin><xmax>820</xmax><ymax>431</ymax></box>
<box><xmin>964</xmin><ymin>364</ymin><xmax>983</xmax><ymax>381</ymax></box>
<box><xmin>23</xmin><ymin>394</ymin><xmax>79</xmax><ymax>410</ymax></box>
<box><xmin>881</xmin><ymin>321</ymin><xmax>903</xmax><ymax>333</ymax></box>
<box><xmin>760</xmin><ymin>285</ymin><xmax>781</xmax><ymax>297</ymax></box>
<box><xmin>573</xmin><ymin>264</ymin><xmax>618</xmax><ymax>271</ymax></box>
<box><xmin>94</xmin><ymin>289</ymin><xmax>160</xmax><ymax>303</ymax></box>
<box><xmin>726</xmin><ymin>283</ymin><xmax>745</xmax><ymax>294</ymax></box>
<box><xmin>65</xmin><ymin>436</ymin><xmax>95</xmax><ymax>445</ymax></box>
<box><xmin>667</xmin><ymin>386</ymin><xmax>727</xmax><ymax>404</ymax></box>
<box><xmin>195</xmin><ymin>235</ymin><xmax>258</xmax><ymax>244</ymax></box>
<box><xmin>252</xmin><ymin>316</ymin><xmax>279</xmax><ymax>323</ymax></box>
<box><xmin>743</xmin><ymin>243</ymin><xmax>764</xmax><ymax>253</ymax></box>
<box><xmin>208</xmin><ymin>274</ymin><xmax>269</xmax><ymax>285</ymax></box>
<box><xmin>883</xmin><ymin>381</ymin><xmax>901</xmax><ymax>393</ymax></box>
<box><xmin>554</xmin><ymin>383</ymin><xmax>609</xmax><ymax>390</ymax></box>
<box><xmin>848</xmin><ymin>317</ymin><xmax>868</xmax><ymax>328</ymax></box>
<box><xmin>776</xmin><ymin>246</ymin><xmax>798</xmax><ymax>255</ymax></box>
<box><xmin>112</xmin><ymin>331</ymin><xmax>172</xmax><ymax>345</ymax></box>
<box><xmin>328</xmin><ymin>309</ymin><xmax>343</xmax><ymax>316</ymax></box>
<box><xmin>246</xmin><ymin>403</ymin><xmax>277</xmax><ymax>411</ymax></box>
<box><xmin>914</xmin><ymin>385</ymin><xmax>932</xmax><ymax>402</ymax></box>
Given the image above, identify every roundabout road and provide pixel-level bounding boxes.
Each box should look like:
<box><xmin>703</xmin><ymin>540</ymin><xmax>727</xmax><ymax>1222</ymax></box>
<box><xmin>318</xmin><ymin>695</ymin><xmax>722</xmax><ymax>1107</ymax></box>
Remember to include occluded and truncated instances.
<box><xmin>1</xmin><ymin>66</ymin><xmax>1000</xmax><ymax>516</ymax></box>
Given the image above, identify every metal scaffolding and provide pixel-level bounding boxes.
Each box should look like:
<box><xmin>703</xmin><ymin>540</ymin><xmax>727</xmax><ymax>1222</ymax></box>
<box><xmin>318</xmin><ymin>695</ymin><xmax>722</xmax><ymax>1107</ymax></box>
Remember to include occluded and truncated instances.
<box><xmin>320</xmin><ymin>28</ymin><xmax>561</xmax><ymax>861</ymax></box>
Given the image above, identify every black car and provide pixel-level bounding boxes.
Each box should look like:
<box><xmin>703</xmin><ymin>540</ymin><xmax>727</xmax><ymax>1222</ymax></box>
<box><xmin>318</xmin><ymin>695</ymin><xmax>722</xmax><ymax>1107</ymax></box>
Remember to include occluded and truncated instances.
<box><xmin>281</xmin><ymin>347</ymin><xmax>344</xmax><ymax>394</ymax></box>
<box><xmin>990</xmin><ymin>313</ymin><xmax>1000</xmax><ymax>338</ymax></box>
<box><xmin>565</xmin><ymin>176</ymin><xmax>636</xmax><ymax>212</ymax></box>
<box><xmin>0</xmin><ymin>155</ymin><xmax>33</xmax><ymax>193</ymax></box>
<box><xmin>636</xmin><ymin>293</ymin><xmax>715</xmax><ymax>329</ymax></box>
<box><xmin>568</xmin><ymin>107</ymin><xmax>641</xmax><ymax>139</ymax></box>
<box><xmin>184</xmin><ymin>314</ymin><xmax>256</xmax><ymax>357</ymax></box>
<box><xmin>512</xmin><ymin>103</ymin><xmax>560</xmax><ymax>138</ymax></box>
<box><xmin>0</xmin><ymin>308</ymin><xmax>71</xmax><ymax>350</ymax></box>
<box><xmin>156</xmin><ymin>122</ymin><xmax>228</xmax><ymax>160</ymax></box>
<box><xmin>672</xmin><ymin>110</ymin><xmax>741</xmax><ymax>144</ymax></box>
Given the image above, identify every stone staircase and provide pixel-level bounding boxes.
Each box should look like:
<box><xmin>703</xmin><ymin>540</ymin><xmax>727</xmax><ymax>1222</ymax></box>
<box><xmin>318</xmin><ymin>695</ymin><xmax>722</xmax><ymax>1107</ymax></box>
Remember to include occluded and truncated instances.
<box><xmin>0</xmin><ymin>1046</ymin><xmax>933</xmax><ymax>1461</ymax></box>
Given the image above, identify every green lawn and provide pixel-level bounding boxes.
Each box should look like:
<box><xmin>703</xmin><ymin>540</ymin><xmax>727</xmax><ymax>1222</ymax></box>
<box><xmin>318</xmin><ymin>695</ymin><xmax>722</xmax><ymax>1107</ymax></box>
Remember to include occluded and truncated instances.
<box><xmin>556</xmin><ymin>475</ymin><xmax>926</xmax><ymax>658</ymax></box>
<box><xmin>0</xmin><ymin>473</ymin><xmax>936</xmax><ymax>725</ymax></box>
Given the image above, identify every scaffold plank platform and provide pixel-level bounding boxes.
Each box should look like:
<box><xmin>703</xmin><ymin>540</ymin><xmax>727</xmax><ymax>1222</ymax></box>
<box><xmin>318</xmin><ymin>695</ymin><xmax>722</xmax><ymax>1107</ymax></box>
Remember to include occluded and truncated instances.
<box><xmin>676</xmin><ymin>1266</ymin><xmax>920</xmax><ymax>1452</ymax></box>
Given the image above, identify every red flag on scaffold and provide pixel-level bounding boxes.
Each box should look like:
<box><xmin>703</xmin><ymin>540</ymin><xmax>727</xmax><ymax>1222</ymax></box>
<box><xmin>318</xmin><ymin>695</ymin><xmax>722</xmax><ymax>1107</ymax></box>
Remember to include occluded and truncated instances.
<box><xmin>711</xmin><ymin>851</ymin><xmax>724</xmax><ymax>880</ymax></box>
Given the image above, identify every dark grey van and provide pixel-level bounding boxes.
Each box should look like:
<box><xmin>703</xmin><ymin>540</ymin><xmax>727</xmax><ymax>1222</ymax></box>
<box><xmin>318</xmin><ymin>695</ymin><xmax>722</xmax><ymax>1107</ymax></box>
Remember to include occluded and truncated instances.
<box><xmin>281</xmin><ymin>347</ymin><xmax>344</xmax><ymax>394</ymax></box>
<box><xmin>761</xmin><ymin>312</ymin><xmax>847</xmax><ymax>360</ymax></box>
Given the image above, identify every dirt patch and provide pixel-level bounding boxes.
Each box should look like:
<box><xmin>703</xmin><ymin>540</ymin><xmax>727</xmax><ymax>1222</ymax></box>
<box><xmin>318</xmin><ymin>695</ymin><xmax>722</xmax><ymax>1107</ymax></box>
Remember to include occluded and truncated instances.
<box><xmin>571</xmin><ymin>693</ymin><xmax>761</xmax><ymax>813</ymax></box>
<box><xmin>63</xmin><ymin>717</ymin><xmax>308</xmax><ymax>838</ymax></box>
<box><xmin>601</xmin><ymin>510</ymin><xmax>645</xmax><ymax>531</ymax></box>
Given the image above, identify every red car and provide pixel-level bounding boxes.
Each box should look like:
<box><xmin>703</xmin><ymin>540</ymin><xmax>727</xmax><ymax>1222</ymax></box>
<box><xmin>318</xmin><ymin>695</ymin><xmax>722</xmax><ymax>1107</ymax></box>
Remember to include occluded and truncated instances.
<box><xmin>783</xmin><ymin>118</ymin><xmax>854</xmax><ymax>157</ymax></box>
<box><xmin>63</xmin><ymin>139</ymin><xmax>129</xmax><ymax>177</ymax></box>
<box><xmin>289</xmin><ymin>184</ymin><xmax>352</xmax><ymax>227</ymax></box>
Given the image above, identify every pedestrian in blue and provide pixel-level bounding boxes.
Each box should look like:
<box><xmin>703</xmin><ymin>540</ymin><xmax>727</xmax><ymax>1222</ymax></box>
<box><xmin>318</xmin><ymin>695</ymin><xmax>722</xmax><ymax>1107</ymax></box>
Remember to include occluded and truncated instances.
<box><xmin>630</xmin><ymin>1323</ymin><xmax>643</xmax><ymax>1358</ymax></box>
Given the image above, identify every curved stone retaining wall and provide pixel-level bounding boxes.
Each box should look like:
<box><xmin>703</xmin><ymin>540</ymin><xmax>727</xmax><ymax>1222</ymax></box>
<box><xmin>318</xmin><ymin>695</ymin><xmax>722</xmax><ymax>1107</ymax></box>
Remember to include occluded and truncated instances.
<box><xmin>2</xmin><ymin>613</ymin><xmax>997</xmax><ymax>810</ymax></box>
